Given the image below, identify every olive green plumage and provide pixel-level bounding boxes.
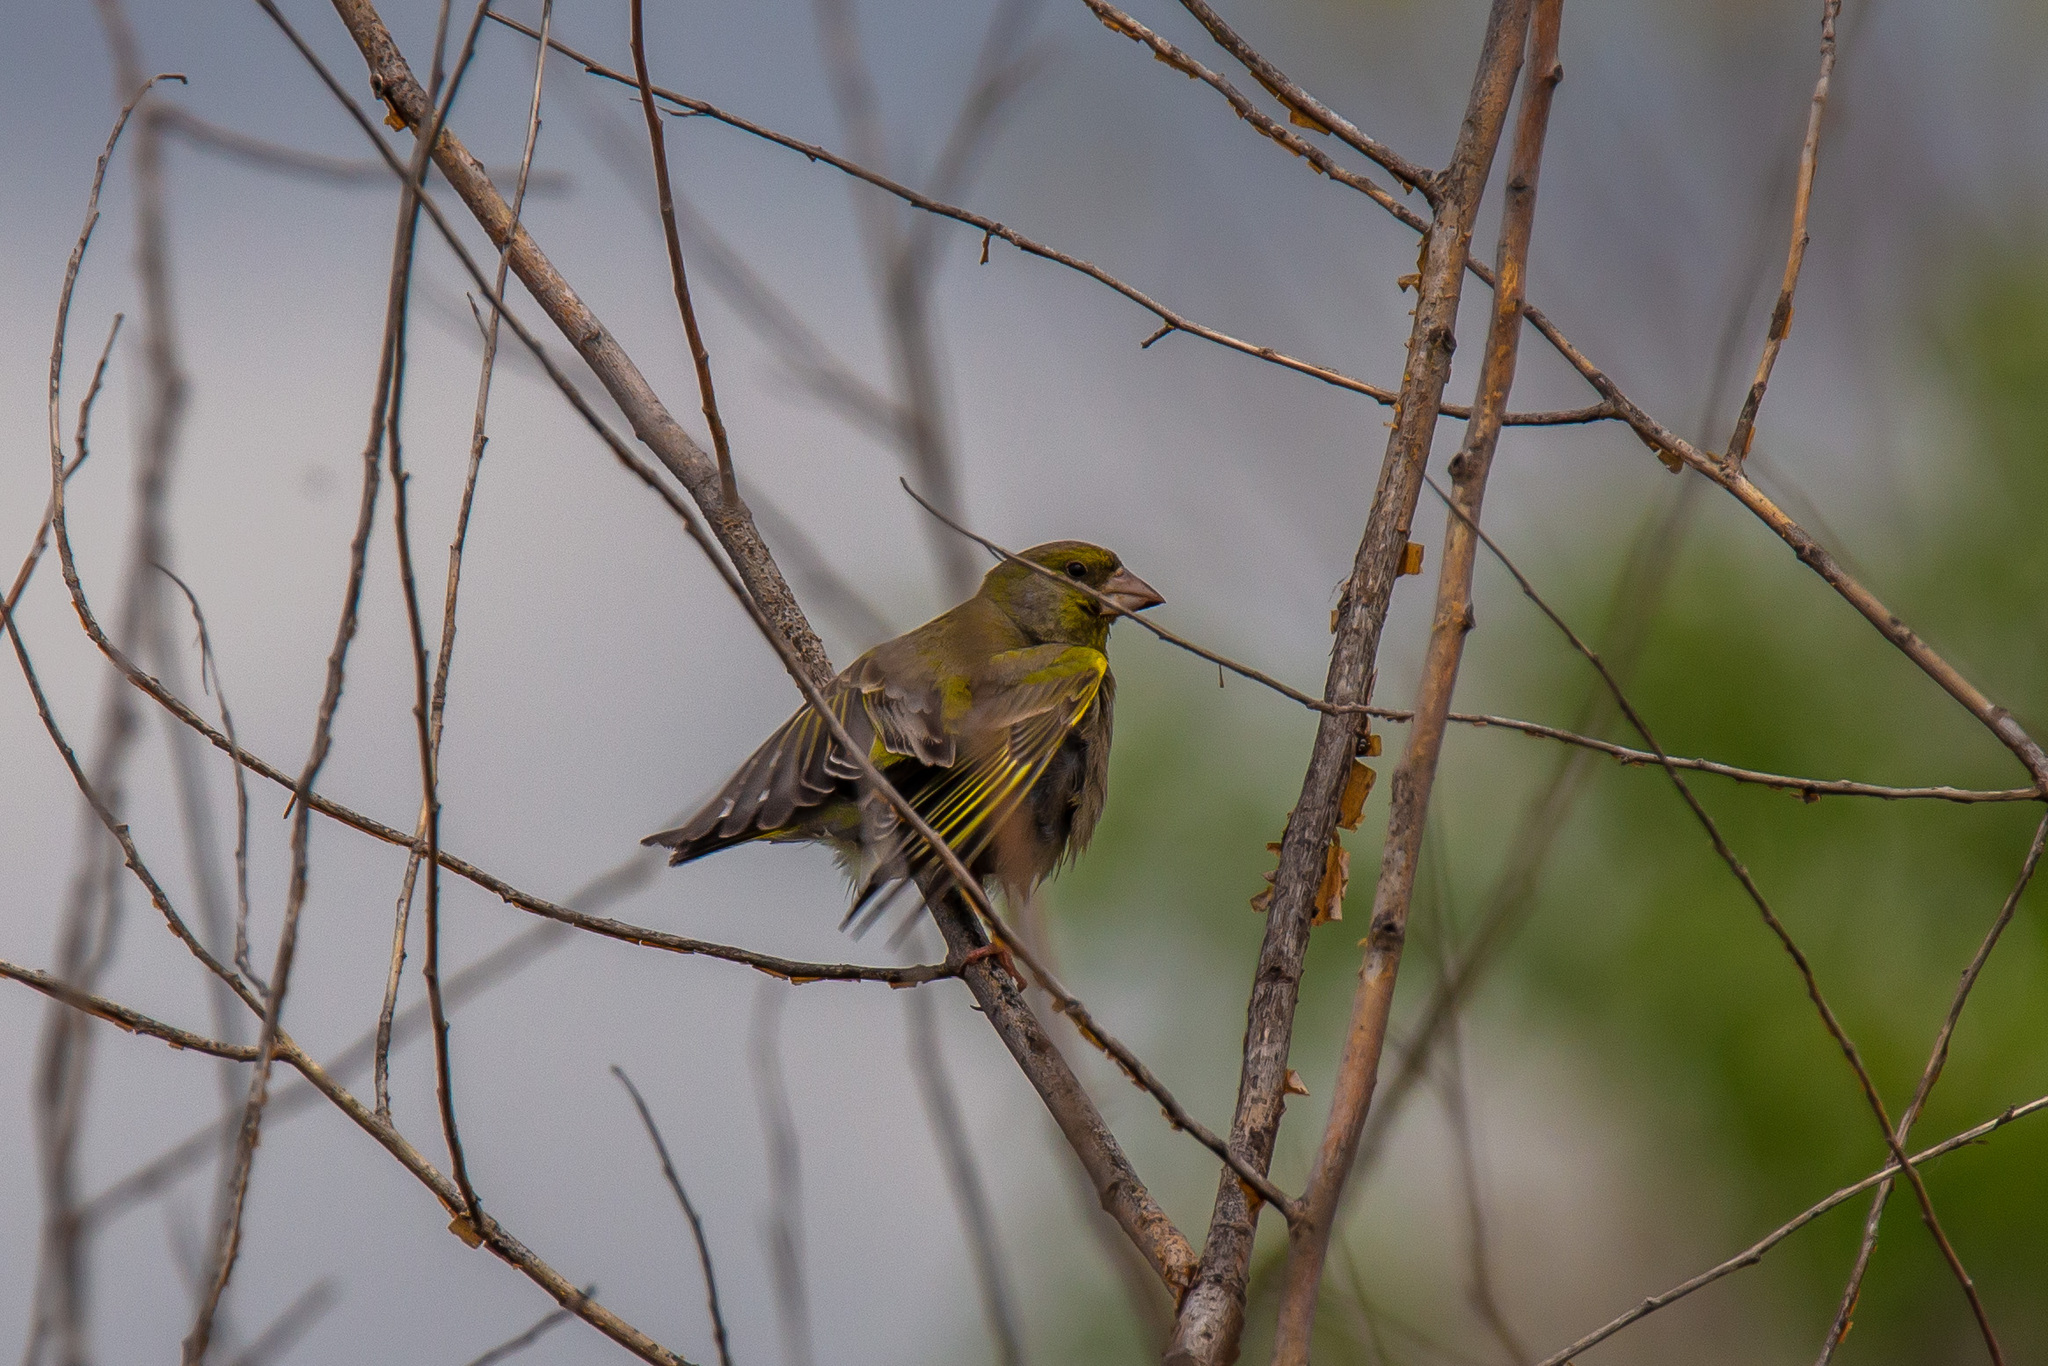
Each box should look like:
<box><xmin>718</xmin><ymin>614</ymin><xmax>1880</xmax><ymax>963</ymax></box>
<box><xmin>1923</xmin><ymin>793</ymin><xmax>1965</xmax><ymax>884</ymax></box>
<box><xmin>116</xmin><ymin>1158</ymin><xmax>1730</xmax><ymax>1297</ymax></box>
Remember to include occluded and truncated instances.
<box><xmin>644</xmin><ymin>541</ymin><xmax>1162</xmax><ymax>920</ymax></box>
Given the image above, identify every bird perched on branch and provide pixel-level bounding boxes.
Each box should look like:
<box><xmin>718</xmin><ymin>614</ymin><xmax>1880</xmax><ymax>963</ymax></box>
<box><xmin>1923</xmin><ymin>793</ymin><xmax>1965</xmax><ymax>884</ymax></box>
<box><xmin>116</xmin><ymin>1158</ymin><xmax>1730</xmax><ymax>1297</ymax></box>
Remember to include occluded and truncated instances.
<box><xmin>645</xmin><ymin>542</ymin><xmax>1163</xmax><ymax>927</ymax></box>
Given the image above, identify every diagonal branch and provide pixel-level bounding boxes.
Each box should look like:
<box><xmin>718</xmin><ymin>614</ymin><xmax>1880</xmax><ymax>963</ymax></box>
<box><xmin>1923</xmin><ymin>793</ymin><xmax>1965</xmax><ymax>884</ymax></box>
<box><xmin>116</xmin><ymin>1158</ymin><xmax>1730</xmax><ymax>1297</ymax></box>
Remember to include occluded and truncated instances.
<box><xmin>1269</xmin><ymin>4</ymin><xmax>1562</xmax><ymax>1356</ymax></box>
<box><xmin>630</xmin><ymin>0</ymin><xmax>739</xmax><ymax>508</ymax></box>
<box><xmin>1170</xmin><ymin>0</ymin><xmax>1435</xmax><ymax>195</ymax></box>
<box><xmin>1450</xmin><ymin>485</ymin><xmax>2006</xmax><ymax>1364</ymax></box>
<box><xmin>612</xmin><ymin>1067</ymin><xmax>735</xmax><ymax>1366</ymax></box>
<box><xmin>1530</xmin><ymin>1090</ymin><xmax>2048</xmax><ymax>1366</ymax></box>
<box><xmin>1725</xmin><ymin>0</ymin><xmax>1840</xmax><ymax>467</ymax></box>
<box><xmin>1080</xmin><ymin>0</ymin><xmax>1409</xmax><ymax>219</ymax></box>
<box><xmin>1817</xmin><ymin>809</ymin><xmax>2048</xmax><ymax>1363</ymax></box>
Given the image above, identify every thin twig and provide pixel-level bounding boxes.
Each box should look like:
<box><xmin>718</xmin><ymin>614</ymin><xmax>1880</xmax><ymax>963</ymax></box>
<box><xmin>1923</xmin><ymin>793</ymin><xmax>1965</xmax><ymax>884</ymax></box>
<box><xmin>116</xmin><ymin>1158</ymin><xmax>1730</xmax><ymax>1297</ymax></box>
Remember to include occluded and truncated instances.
<box><xmin>158</xmin><ymin>568</ymin><xmax>261</xmax><ymax>994</ymax></box>
<box><xmin>460</xmin><ymin>1288</ymin><xmax>596</xmax><ymax>1366</ymax></box>
<box><xmin>630</xmin><ymin>0</ymin><xmax>739</xmax><ymax>508</ymax></box>
<box><xmin>220</xmin><ymin>1279</ymin><xmax>339</xmax><ymax>1366</ymax></box>
<box><xmin>612</xmin><ymin>1068</ymin><xmax>735</xmax><ymax>1366</ymax></box>
<box><xmin>1725</xmin><ymin>0</ymin><xmax>1840</xmax><ymax>467</ymax></box>
<box><xmin>382</xmin><ymin>0</ymin><xmax>497</xmax><ymax>1226</ymax></box>
<box><xmin>1081</xmin><ymin>0</ymin><xmax>1411</xmax><ymax>217</ymax></box>
<box><xmin>1170</xmin><ymin>0</ymin><xmax>1435</xmax><ymax>193</ymax></box>
<box><xmin>1</xmin><ymin>961</ymin><xmax>260</xmax><ymax>1062</ymax></box>
<box><xmin>1818</xmin><ymin>810</ymin><xmax>2048</xmax><ymax>1362</ymax></box>
<box><xmin>751</xmin><ymin>986</ymin><xmax>815</xmax><ymax>1366</ymax></box>
<box><xmin>1531</xmin><ymin>1091</ymin><xmax>2048</xmax><ymax>1366</ymax></box>
<box><xmin>1407</xmin><ymin>712</ymin><xmax>2040</xmax><ymax>805</ymax></box>
<box><xmin>5</xmin><ymin>313</ymin><xmax>117</xmax><ymax>649</ymax></box>
<box><xmin>378</xmin><ymin>0</ymin><xmax>556</xmax><ymax>1122</ymax></box>
<box><xmin>1444</xmin><ymin>480</ymin><xmax>2006</xmax><ymax>1364</ymax></box>
<box><xmin>158</xmin><ymin>104</ymin><xmax>569</xmax><ymax>192</ymax></box>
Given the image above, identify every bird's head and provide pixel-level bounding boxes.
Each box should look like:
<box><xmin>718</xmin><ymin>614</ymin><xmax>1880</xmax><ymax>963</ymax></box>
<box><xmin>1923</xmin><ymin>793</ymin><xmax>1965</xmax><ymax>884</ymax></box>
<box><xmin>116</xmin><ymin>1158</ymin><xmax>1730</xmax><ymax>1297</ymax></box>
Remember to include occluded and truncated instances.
<box><xmin>982</xmin><ymin>541</ymin><xmax>1164</xmax><ymax>648</ymax></box>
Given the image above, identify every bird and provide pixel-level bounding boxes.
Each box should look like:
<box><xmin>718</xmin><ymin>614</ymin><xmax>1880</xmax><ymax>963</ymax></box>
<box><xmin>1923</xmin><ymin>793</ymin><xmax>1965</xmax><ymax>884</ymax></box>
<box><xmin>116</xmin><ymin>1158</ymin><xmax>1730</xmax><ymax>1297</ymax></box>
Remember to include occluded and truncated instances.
<box><xmin>643</xmin><ymin>541</ymin><xmax>1163</xmax><ymax>930</ymax></box>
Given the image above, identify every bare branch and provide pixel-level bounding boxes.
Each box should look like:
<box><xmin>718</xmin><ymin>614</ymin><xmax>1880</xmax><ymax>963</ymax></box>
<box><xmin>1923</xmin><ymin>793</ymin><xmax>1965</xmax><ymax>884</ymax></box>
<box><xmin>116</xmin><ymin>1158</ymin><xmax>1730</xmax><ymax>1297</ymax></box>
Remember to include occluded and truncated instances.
<box><xmin>1170</xmin><ymin>0</ymin><xmax>1436</xmax><ymax>195</ymax></box>
<box><xmin>752</xmin><ymin>986</ymin><xmax>815</xmax><ymax>1366</ymax></box>
<box><xmin>459</xmin><ymin>1289</ymin><xmax>595</xmax><ymax>1366</ymax></box>
<box><xmin>1081</xmin><ymin>0</ymin><xmax>1411</xmax><ymax>217</ymax></box>
<box><xmin>158</xmin><ymin>105</ymin><xmax>569</xmax><ymax>194</ymax></box>
<box><xmin>157</xmin><ymin>568</ymin><xmax>262</xmax><ymax>994</ymax></box>
<box><xmin>1</xmin><ymin>961</ymin><xmax>260</xmax><ymax>1062</ymax></box>
<box><xmin>379</xmin><ymin>0</ymin><xmax>558</xmax><ymax>1123</ymax></box>
<box><xmin>630</xmin><ymin>0</ymin><xmax>739</xmax><ymax>508</ymax></box>
<box><xmin>1819</xmin><ymin>809</ymin><xmax>2048</xmax><ymax>1362</ymax></box>
<box><xmin>187</xmin><ymin>10</ymin><xmax>489</xmax><ymax>1346</ymax></box>
<box><xmin>1167</xmin><ymin>2</ymin><xmax>1533</xmax><ymax>1357</ymax></box>
<box><xmin>612</xmin><ymin>1068</ymin><xmax>734</xmax><ymax>1366</ymax></box>
<box><xmin>1725</xmin><ymin>0</ymin><xmax>1840</xmax><ymax>467</ymax></box>
<box><xmin>1271</xmin><ymin>4</ymin><xmax>1561</xmax><ymax>1353</ymax></box>
<box><xmin>1448</xmin><ymin>481</ymin><xmax>2006</xmax><ymax>1363</ymax></box>
<box><xmin>1406</xmin><ymin>711</ymin><xmax>2042</xmax><ymax>805</ymax></box>
<box><xmin>1532</xmin><ymin>1092</ymin><xmax>2048</xmax><ymax>1366</ymax></box>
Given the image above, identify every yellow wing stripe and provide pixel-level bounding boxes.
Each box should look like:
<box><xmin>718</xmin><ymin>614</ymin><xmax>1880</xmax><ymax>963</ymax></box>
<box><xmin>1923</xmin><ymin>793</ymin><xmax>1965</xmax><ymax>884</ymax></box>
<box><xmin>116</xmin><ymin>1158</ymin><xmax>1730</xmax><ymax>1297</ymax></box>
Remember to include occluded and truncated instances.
<box><xmin>905</xmin><ymin>658</ymin><xmax>1104</xmax><ymax>863</ymax></box>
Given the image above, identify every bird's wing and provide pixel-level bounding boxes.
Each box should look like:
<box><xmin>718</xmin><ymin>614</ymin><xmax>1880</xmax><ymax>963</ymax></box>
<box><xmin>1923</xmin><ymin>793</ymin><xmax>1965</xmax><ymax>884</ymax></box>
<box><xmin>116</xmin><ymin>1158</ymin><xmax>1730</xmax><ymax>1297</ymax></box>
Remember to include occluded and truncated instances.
<box><xmin>844</xmin><ymin>649</ymin><xmax>955</xmax><ymax>770</ymax></box>
<box><xmin>644</xmin><ymin>655</ymin><xmax>952</xmax><ymax>862</ymax></box>
<box><xmin>905</xmin><ymin>645</ymin><xmax>1109</xmax><ymax>861</ymax></box>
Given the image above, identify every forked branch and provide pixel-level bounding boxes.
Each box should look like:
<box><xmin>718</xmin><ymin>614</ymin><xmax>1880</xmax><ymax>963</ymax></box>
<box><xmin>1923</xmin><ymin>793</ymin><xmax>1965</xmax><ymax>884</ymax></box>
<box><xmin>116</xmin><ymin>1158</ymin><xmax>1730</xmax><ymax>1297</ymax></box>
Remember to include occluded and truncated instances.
<box><xmin>1270</xmin><ymin>3</ymin><xmax>1563</xmax><ymax>1355</ymax></box>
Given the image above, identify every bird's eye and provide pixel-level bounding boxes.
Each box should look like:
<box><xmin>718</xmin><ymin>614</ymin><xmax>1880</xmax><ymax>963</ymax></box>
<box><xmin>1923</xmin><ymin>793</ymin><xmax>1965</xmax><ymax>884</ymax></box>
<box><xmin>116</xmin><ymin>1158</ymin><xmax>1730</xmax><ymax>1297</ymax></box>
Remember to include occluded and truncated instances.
<box><xmin>1065</xmin><ymin>561</ymin><xmax>1088</xmax><ymax>579</ymax></box>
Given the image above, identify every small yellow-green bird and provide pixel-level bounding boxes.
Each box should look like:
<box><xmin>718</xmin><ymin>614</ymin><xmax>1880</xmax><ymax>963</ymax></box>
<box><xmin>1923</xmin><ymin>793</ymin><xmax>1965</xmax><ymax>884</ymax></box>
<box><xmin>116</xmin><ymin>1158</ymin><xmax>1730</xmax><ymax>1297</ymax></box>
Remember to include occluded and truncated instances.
<box><xmin>644</xmin><ymin>541</ymin><xmax>1162</xmax><ymax>923</ymax></box>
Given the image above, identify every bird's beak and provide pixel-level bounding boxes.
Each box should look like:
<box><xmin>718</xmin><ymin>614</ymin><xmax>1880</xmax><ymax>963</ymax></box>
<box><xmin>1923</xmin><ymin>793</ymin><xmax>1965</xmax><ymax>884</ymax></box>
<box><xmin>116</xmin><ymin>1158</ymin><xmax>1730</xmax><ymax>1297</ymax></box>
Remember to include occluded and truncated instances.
<box><xmin>1099</xmin><ymin>567</ymin><xmax>1165</xmax><ymax>615</ymax></box>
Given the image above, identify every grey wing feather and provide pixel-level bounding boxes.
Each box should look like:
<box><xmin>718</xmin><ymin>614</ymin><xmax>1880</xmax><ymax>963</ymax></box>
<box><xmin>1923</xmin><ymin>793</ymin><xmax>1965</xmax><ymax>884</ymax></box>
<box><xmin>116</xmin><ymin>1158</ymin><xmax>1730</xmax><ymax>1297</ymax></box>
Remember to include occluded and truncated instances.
<box><xmin>644</xmin><ymin>653</ymin><xmax>951</xmax><ymax>862</ymax></box>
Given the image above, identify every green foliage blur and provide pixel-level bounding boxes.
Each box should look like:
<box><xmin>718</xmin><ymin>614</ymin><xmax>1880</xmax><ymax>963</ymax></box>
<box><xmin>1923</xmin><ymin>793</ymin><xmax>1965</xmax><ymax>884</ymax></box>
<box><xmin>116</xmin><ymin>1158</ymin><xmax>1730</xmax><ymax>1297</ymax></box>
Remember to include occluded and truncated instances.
<box><xmin>1017</xmin><ymin>250</ymin><xmax>2048</xmax><ymax>1365</ymax></box>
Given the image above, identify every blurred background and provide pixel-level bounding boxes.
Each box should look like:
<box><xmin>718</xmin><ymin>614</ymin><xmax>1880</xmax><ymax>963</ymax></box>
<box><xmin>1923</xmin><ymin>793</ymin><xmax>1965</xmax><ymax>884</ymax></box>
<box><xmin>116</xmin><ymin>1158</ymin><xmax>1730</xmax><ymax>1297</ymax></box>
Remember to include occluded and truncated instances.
<box><xmin>4</xmin><ymin>0</ymin><xmax>2046</xmax><ymax>1362</ymax></box>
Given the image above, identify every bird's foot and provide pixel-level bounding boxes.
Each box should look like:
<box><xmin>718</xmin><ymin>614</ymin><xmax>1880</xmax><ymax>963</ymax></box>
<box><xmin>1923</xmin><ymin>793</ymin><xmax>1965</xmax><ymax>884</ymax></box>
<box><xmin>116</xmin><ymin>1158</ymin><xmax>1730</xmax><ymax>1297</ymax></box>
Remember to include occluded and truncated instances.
<box><xmin>956</xmin><ymin>940</ymin><xmax>1021</xmax><ymax>985</ymax></box>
